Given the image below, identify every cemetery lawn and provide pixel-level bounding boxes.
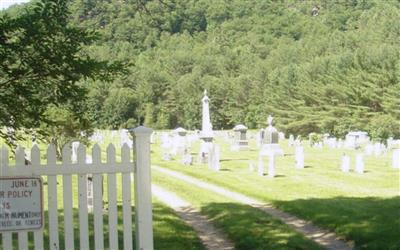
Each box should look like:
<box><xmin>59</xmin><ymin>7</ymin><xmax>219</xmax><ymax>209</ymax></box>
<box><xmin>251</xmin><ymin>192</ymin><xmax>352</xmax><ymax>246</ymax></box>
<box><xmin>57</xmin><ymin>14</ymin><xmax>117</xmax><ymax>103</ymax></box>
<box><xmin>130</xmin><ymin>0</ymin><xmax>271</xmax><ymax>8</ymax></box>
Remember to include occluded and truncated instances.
<box><xmin>152</xmin><ymin>136</ymin><xmax>400</xmax><ymax>249</ymax></box>
<box><xmin>152</xmin><ymin>171</ymin><xmax>324</xmax><ymax>250</ymax></box>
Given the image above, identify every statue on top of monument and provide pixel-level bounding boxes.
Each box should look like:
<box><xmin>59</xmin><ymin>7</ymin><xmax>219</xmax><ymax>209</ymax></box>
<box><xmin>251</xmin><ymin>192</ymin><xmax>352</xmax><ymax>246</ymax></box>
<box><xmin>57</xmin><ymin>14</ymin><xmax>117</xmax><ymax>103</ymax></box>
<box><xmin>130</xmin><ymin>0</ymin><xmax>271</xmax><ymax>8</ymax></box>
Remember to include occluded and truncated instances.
<box><xmin>202</xmin><ymin>89</ymin><xmax>209</xmax><ymax>103</ymax></box>
<box><xmin>267</xmin><ymin>114</ymin><xmax>273</xmax><ymax>127</ymax></box>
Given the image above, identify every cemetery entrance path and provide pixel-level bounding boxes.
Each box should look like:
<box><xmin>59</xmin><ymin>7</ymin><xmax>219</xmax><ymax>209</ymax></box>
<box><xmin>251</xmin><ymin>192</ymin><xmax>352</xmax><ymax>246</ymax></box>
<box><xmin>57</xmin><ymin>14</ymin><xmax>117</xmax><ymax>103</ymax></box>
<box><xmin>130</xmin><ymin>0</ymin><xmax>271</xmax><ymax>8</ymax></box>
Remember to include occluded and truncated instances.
<box><xmin>152</xmin><ymin>184</ymin><xmax>235</xmax><ymax>250</ymax></box>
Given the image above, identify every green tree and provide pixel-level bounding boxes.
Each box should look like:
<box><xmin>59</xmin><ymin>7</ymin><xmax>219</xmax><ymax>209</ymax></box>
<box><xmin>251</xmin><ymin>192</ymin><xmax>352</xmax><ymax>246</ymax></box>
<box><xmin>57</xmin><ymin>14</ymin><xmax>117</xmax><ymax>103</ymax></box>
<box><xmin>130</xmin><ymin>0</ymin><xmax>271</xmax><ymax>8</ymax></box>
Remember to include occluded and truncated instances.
<box><xmin>0</xmin><ymin>0</ymin><xmax>121</xmax><ymax>149</ymax></box>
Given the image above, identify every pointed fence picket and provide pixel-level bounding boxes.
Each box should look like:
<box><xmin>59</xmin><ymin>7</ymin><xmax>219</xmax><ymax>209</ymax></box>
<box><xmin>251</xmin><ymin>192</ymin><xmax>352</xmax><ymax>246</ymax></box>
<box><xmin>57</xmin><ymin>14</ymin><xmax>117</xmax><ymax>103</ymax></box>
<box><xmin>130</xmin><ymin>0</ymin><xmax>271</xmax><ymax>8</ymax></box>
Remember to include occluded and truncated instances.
<box><xmin>107</xmin><ymin>144</ymin><xmax>119</xmax><ymax>250</ymax></box>
<box><xmin>31</xmin><ymin>145</ymin><xmax>44</xmax><ymax>250</ymax></box>
<box><xmin>62</xmin><ymin>144</ymin><xmax>74</xmax><ymax>250</ymax></box>
<box><xmin>47</xmin><ymin>144</ymin><xmax>59</xmax><ymax>250</ymax></box>
<box><xmin>121</xmin><ymin>143</ymin><xmax>133</xmax><ymax>250</ymax></box>
<box><xmin>0</xmin><ymin>146</ymin><xmax>12</xmax><ymax>250</ymax></box>
<box><xmin>16</xmin><ymin>147</ymin><xmax>28</xmax><ymax>250</ymax></box>
<box><xmin>0</xmin><ymin>126</ymin><xmax>154</xmax><ymax>250</ymax></box>
<box><xmin>92</xmin><ymin>144</ymin><xmax>104</xmax><ymax>250</ymax></box>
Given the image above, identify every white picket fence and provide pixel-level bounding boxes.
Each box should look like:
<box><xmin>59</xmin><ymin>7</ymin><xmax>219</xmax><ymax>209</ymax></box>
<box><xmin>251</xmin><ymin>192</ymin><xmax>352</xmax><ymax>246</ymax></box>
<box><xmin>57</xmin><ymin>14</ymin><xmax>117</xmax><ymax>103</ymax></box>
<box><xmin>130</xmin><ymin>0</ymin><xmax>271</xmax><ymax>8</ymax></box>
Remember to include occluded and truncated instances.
<box><xmin>0</xmin><ymin>126</ymin><xmax>154</xmax><ymax>250</ymax></box>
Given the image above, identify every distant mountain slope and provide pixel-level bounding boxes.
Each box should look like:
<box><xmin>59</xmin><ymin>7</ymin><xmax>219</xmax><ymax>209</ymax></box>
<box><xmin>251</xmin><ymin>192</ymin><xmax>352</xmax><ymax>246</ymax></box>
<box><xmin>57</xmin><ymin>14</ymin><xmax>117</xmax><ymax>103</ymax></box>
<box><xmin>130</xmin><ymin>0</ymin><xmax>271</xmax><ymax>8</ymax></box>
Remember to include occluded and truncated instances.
<box><xmin>6</xmin><ymin>0</ymin><xmax>400</xmax><ymax>138</ymax></box>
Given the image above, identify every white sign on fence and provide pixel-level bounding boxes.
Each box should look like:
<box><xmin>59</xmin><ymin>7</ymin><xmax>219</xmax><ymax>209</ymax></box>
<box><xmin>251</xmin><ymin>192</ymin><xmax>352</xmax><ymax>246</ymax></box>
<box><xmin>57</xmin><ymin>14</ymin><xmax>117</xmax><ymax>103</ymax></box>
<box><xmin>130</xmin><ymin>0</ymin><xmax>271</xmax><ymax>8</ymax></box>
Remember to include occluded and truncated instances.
<box><xmin>0</xmin><ymin>177</ymin><xmax>43</xmax><ymax>231</ymax></box>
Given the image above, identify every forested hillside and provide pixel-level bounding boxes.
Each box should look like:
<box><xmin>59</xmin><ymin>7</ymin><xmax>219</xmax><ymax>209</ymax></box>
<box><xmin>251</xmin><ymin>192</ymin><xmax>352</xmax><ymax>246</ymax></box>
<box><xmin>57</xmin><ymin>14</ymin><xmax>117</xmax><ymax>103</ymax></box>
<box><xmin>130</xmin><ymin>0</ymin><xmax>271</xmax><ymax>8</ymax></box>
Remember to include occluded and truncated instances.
<box><xmin>6</xmin><ymin>0</ymin><xmax>400</xmax><ymax>139</ymax></box>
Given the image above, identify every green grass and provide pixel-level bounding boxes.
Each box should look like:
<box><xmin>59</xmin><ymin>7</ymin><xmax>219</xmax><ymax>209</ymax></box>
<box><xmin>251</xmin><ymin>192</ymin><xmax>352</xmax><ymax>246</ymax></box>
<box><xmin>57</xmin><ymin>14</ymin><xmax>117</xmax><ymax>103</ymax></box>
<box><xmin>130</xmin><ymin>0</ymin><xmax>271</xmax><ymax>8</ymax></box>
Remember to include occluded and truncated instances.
<box><xmin>152</xmin><ymin>133</ymin><xmax>400</xmax><ymax>249</ymax></box>
<box><xmin>153</xmin><ymin>171</ymin><xmax>323</xmax><ymax>250</ymax></box>
<box><xmin>1</xmin><ymin>202</ymin><xmax>204</xmax><ymax>250</ymax></box>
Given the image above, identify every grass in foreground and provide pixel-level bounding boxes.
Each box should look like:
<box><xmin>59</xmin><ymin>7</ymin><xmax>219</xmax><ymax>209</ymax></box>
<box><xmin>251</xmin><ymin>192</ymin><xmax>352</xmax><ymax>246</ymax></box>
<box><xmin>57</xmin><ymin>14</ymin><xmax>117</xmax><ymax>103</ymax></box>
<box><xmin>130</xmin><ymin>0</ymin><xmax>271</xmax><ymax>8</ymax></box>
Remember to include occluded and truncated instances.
<box><xmin>0</xmin><ymin>202</ymin><xmax>204</xmax><ymax>250</ymax></box>
<box><xmin>153</xmin><ymin>171</ymin><xmax>323</xmax><ymax>250</ymax></box>
<box><xmin>152</xmin><ymin>135</ymin><xmax>400</xmax><ymax>249</ymax></box>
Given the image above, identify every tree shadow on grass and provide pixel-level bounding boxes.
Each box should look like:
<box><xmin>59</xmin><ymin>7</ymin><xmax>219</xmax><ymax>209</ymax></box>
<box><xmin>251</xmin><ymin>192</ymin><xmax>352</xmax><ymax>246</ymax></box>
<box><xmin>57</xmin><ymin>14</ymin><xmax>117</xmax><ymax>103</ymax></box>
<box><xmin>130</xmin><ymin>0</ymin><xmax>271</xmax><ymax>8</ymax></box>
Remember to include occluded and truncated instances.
<box><xmin>220</xmin><ymin>158</ymin><xmax>249</xmax><ymax>162</ymax></box>
<box><xmin>10</xmin><ymin>204</ymin><xmax>203</xmax><ymax>250</ymax></box>
<box><xmin>201</xmin><ymin>203</ymin><xmax>323</xmax><ymax>250</ymax></box>
<box><xmin>274</xmin><ymin>196</ymin><xmax>400</xmax><ymax>250</ymax></box>
<box><xmin>260</xmin><ymin>174</ymin><xmax>286</xmax><ymax>178</ymax></box>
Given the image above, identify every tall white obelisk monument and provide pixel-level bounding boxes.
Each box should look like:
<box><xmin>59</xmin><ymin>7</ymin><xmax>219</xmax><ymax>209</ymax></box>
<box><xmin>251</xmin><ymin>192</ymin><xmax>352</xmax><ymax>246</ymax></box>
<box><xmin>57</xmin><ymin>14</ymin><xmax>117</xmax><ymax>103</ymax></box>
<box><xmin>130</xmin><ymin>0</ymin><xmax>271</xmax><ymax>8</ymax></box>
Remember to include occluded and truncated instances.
<box><xmin>201</xmin><ymin>90</ymin><xmax>213</xmax><ymax>138</ymax></box>
<box><xmin>198</xmin><ymin>90</ymin><xmax>214</xmax><ymax>164</ymax></box>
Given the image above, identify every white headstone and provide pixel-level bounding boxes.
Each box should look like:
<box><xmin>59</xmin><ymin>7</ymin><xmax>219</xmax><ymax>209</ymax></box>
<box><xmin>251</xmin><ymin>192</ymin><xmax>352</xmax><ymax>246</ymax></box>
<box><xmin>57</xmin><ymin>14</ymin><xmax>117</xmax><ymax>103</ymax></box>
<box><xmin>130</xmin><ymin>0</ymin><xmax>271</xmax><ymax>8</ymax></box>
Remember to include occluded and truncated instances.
<box><xmin>337</xmin><ymin>139</ymin><xmax>343</xmax><ymax>149</ymax></box>
<box><xmin>208</xmin><ymin>143</ymin><xmax>220</xmax><ymax>171</ymax></box>
<box><xmin>326</xmin><ymin>138</ymin><xmax>337</xmax><ymax>148</ymax></box>
<box><xmin>199</xmin><ymin>140</ymin><xmax>212</xmax><ymax>164</ymax></box>
<box><xmin>295</xmin><ymin>146</ymin><xmax>304</xmax><ymax>169</ymax></box>
<box><xmin>387</xmin><ymin>137</ymin><xmax>394</xmax><ymax>149</ymax></box>
<box><xmin>345</xmin><ymin>131</ymin><xmax>369</xmax><ymax>149</ymax></box>
<box><xmin>232</xmin><ymin>124</ymin><xmax>249</xmax><ymax>151</ymax></box>
<box><xmin>392</xmin><ymin>149</ymin><xmax>400</xmax><ymax>169</ymax></box>
<box><xmin>355</xmin><ymin>154</ymin><xmax>364</xmax><ymax>173</ymax></box>
<box><xmin>364</xmin><ymin>144</ymin><xmax>373</xmax><ymax>156</ymax></box>
<box><xmin>260</xmin><ymin>116</ymin><xmax>284</xmax><ymax>156</ymax></box>
<box><xmin>373</xmin><ymin>143</ymin><xmax>383</xmax><ymax>156</ymax></box>
<box><xmin>341</xmin><ymin>154</ymin><xmax>350</xmax><ymax>172</ymax></box>
<box><xmin>288</xmin><ymin>134</ymin><xmax>294</xmax><ymax>147</ymax></box>
<box><xmin>181</xmin><ymin>148</ymin><xmax>193</xmax><ymax>166</ymax></box>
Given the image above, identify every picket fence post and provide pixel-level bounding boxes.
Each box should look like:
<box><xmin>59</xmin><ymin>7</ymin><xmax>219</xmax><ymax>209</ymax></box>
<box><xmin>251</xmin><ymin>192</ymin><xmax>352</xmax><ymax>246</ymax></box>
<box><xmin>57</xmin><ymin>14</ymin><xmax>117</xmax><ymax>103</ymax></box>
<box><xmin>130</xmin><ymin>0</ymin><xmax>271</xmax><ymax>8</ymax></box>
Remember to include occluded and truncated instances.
<box><xmin>131</xmin><ymin>126</ymin><xmax>154</xmax><ymax>250</ymax></box>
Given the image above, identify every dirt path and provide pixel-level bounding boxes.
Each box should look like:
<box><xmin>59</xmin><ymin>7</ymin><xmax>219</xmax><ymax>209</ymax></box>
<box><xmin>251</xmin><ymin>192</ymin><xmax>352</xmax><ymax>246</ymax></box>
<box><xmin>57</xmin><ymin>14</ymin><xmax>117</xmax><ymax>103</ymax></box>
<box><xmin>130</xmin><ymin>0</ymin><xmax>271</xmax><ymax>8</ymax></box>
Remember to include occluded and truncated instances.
<box><xmin>153</xmin><ymin>165</ymin><xmax>354</xmax><ymax>250</ymax></box>
<box><xmin>152</xmin><ymin>184</ymin><xmax>235</xmax><ymax>250</ymax></box>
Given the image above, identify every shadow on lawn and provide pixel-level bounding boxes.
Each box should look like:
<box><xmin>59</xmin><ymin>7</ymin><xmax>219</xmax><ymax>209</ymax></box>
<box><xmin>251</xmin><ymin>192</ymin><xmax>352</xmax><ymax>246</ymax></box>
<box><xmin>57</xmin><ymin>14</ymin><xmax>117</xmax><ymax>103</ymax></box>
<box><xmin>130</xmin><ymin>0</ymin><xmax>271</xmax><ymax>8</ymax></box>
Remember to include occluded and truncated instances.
<box><xmin>10</xmin><ymin>204</ymin><xmax>203</xmax><ymax>250</ymax></box>
<box><xmin>261</xmin><ymin>174</ymin><xmax>286</xmax><ymax>178</ymax></box>
<box><xmin>201</xmin><ymin>203</ymin><xmax>323</xmax><ymax>250</ymax></box>
<box><xmin>274</xmin><ymin>196</ymin><xmax>400</xmax><ymax>250</ymax></box>
<box><xmin>220</xmin><ymin>158</ymin><xmax>249</xmax><ymax>162</ymax></box>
